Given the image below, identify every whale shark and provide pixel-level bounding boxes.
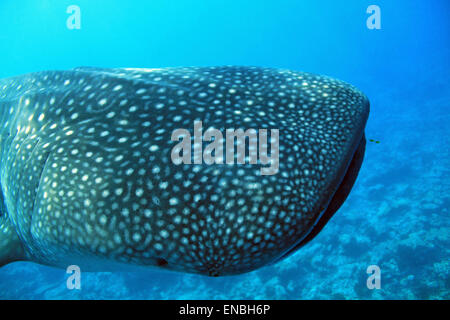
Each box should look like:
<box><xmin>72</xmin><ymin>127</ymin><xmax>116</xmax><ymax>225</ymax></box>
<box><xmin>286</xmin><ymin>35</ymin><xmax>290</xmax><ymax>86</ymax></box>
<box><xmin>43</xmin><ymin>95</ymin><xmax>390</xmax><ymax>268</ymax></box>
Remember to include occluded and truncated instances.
<box><xmin>0</xmin><ymin>66</ymin><xmax>369</xmax><ymax>276</ymax></box>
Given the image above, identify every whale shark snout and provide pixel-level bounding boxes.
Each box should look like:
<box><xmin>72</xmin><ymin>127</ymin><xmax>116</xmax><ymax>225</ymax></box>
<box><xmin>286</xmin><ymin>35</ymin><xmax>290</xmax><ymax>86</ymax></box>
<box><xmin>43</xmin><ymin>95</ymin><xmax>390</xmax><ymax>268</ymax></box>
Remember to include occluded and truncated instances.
<box><xmin>0</xmin><ymin>66</ymin><xmax>369</xmax><ymax>276</ymax></box>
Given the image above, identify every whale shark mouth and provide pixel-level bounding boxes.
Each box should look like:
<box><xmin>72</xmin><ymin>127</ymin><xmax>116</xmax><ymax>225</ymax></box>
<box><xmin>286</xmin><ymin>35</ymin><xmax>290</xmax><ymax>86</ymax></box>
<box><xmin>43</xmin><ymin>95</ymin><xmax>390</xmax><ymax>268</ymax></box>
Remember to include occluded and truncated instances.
<box><xmin>272</xmin><ymin>133</ymin><xmax>366</xmax><ymax>265</ymax></box>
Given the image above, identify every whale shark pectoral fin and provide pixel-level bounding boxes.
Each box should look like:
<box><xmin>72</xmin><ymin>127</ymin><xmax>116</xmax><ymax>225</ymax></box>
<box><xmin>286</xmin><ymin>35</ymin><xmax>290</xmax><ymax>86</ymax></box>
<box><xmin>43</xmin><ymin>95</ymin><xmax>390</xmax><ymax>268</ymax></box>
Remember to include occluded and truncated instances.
<box><xmin>0</xmin><ymin>217</ymin><xmax>26</xmax><ymax>267</ymax></box>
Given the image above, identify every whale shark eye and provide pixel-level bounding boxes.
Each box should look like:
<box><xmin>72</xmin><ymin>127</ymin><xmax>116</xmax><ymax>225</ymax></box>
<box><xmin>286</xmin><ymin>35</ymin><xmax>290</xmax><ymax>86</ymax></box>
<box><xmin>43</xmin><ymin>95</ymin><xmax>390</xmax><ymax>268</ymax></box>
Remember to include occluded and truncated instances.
<box><xmin>156</xmin><ymin>258</ymin><xmax>168</xmax><ymax>266</ymax></box>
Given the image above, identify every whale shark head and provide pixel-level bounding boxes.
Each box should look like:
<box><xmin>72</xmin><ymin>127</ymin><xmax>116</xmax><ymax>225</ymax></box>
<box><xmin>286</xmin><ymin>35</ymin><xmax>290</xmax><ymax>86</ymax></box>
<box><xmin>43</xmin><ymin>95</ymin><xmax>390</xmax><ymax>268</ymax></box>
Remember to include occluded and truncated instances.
<box><xmin>0</xmin><ymin>66</ymin><xmax>369</xmax><ymax>276</ymax></box>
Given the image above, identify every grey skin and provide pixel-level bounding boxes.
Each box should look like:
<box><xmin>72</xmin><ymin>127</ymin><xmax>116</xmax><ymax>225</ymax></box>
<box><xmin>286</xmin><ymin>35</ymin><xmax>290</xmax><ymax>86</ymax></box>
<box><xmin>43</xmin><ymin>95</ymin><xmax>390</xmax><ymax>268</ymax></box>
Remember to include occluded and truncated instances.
<box><xmin>0</xmin><ymin>66</ymin><xmax>369</xmax><ymax>276</ymax></box>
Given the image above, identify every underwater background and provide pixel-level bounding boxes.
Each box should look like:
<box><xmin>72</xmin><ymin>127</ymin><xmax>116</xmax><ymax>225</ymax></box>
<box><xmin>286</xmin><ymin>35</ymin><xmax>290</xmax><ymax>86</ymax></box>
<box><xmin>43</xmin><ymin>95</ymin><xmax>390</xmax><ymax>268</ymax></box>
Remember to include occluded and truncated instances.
<box><xmin>0</xmin><ymin>0</ymin><xmax>448</xmax><ymax>299</ymax></box>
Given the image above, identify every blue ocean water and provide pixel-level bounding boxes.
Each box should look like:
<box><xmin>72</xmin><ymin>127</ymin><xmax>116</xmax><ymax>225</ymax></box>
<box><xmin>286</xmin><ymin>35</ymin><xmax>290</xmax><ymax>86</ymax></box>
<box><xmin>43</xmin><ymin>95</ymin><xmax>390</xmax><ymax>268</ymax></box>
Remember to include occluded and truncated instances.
<box><xmin>0</xmin><ymin>0</ymin><xmax>448</xmax><ymax>299</ymax></box>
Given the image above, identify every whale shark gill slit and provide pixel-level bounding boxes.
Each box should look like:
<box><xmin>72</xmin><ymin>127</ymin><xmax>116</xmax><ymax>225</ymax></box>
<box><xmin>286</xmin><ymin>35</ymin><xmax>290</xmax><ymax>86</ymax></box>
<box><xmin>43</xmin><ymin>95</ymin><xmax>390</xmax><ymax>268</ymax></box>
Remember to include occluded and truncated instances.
<box><xmin>31</xmin><ymin>151</ymin><xmax>51</xmax><ymax>224</ymax></box>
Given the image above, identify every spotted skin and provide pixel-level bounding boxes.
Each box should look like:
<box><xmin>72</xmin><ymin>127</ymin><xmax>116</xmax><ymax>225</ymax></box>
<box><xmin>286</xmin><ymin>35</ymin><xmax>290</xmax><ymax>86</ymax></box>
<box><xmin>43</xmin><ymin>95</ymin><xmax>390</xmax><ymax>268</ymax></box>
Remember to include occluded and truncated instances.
<box><xmin>0</xmin><ymin>66</ymin><xmax>369</xmax><ymax>276</ymax></box>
